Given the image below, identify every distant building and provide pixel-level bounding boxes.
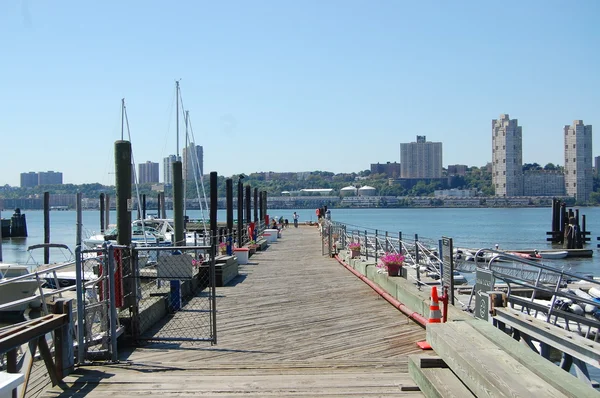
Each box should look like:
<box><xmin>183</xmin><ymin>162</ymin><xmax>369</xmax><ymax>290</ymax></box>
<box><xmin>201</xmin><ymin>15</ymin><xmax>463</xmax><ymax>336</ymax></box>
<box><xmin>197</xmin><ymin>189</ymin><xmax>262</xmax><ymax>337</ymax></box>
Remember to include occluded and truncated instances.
<box><xmin>340</xmin><ymin>186</ymin><xmax>358</xmax><ymax>197</ymax></box>
<box><xmin>163</xmin><ymin>154</ymin><xmax>180</xmax><ymax>185</ymax></box>
<box><xmin>595</xmin><ymin>156</ymin><xmax>600</xmax><ymax>176</ymax></box>
<box><xmin>20</xmin><ymin>172</ymin><xmax>38</xmax><ymax>188</ymax></box>
<box><xmin>182</xmin><ymin>143</ymin><xmax>203</xmax><ymax>182</ymax></box>
<box><xmin>447</xmin><ymin>164</ymin><xmax>468</xmax><ymax>176</ymax></box>
<box><xmin>357</xmin><ymin>185</ymin><xmax>377</xmax><ymax>196</ymax></box>
<box><xmin>38</xmin><ymin>171</ymin><xmax>63</xmax><ymax>185</ymax></box>
<box><xmin>400</xmin><ymin>136</ymin><xmax>442</xmax><ymax>178</ymax></box>
<box><xmin>434</xmin><ymin>189</ymin><xmax>476</xmax><ymax>198</ymax></box>
<box><xmin>370</xmin><ymin>162</ymin><xmax>401</xmax><ymax>178</ymax></box>
<box><xmin>138</xmin><ymin>161</ymin><xmax>159</xmax><ymax>184</ymax></box>
<box><xmin>564</xmin><ymin>120</ymin><xmax>592</xmax><ymax>202</ymax></box>
<box><xmin>492</xmin><ymin>114</ymin><xmax>523</xmax><ymax>197</ymax></box>
<box><xmin>523</xmin><ymin>171</ymin><xmax>565</xmax><ymax>196</ymax></box>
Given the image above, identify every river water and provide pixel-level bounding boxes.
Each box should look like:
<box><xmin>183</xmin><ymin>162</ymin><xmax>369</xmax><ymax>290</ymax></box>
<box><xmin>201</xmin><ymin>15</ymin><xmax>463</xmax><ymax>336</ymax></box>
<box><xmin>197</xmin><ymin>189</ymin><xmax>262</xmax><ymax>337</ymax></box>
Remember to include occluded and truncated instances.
<box><xmin>2</xmin><ymin>207</ymin><xmax>599</xmax><ymax>276</ymax></box>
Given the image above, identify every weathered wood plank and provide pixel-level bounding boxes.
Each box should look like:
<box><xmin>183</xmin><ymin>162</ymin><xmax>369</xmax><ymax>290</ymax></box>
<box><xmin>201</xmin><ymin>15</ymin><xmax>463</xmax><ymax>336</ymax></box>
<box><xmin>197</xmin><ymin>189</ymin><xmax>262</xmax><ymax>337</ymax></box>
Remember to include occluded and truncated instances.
<box><xmin>428</xmin><ymin>322</ymin><xmax>568</xmax><ymax>397</ymax></box>
<box><xmin>467</xmin><ymin>318</ymin><xmax>600</xmax><ymax>398</ymax></box>
<box><xmin>408</xmin><ymin>355</ymin><xmax>475</xmax><ymax>398</ymax></box>
<box><xmin>41</xmin><ymin>227</ymin><xmax>426</xmax><ymax>397</ymax></box>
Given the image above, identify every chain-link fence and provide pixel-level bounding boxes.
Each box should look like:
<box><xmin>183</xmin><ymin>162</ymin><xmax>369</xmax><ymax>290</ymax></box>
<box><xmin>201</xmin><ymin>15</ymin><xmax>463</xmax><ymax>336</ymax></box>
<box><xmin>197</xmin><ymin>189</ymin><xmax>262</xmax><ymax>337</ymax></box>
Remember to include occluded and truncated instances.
<box><xmin>130</xmin><ymin>244</ymin><xmax>216</xmax><ymax>344</ymax></box>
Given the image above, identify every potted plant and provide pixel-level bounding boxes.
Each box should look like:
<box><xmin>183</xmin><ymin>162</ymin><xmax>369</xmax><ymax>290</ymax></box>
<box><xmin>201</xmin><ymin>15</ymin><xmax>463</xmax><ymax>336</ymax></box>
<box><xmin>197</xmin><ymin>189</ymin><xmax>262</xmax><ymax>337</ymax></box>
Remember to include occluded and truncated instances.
<box><xmin>219</xmin><ymin>241</ymin><xmax>227</xmax><ymax>255</ymax></box>
<box><xmin>247</xmin><ymin>240</ymin><xmax>257</xmax><ymax>255</ymax></box>
<box><xmin>348</xmin><ymin>242</ymin><xmax>361</xmax><ymax>259</ymax></box>
<box><xmin>379</xmin><ymin>252</ymin><xmax>405</xmax><ymax>276</ymax></box>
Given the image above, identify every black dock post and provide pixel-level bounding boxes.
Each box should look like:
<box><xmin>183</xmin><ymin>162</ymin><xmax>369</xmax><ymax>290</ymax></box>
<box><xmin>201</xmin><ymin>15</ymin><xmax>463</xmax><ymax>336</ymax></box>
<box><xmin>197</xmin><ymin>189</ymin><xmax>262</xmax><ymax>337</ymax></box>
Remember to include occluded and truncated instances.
<box><xmin>157</xmin><ymin>192</ymin><xmax>161</xmax><ymax>220</ymax></box>
<box><xmin>226</xmin><ymin>179</ymin><xmax>233</xmax><ymax>255</ymax></box>
<box><xmin>237</xmin><ymin>177</ymin><xmax>244</xmax><ymax>248</ymax></box>
<box><xmin>142</xmin><ymin>194</ymin><xmax>146</xmax><ymax>220</ymax></box>
<box><xmin>10</xmin><ymin>208</ymin><xmax>27</xmax><ymax>237</ymax></box>
<box><xmin>100</xmin><ymin>193</ymin><xmax>105</xmax><ymax>233</ymax></box>
<box><xmin>44</xmin><ymin>192</ymin><xmax>50</xmax><ymax>264</ymax></box>
<box><xmin>245</xmin><ymin>185</ymin><xmax>251</xmax><ymax>224</ymax></box>
<box><xmin>253</xmin><ymin>188</ymin><xmax>258</xmax><ymax>224</ymax></box>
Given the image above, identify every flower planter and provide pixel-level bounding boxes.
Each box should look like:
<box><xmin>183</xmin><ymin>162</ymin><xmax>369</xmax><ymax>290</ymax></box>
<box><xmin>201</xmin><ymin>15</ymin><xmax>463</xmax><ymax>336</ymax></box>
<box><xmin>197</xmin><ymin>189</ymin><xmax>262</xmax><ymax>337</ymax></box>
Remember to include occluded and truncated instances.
<box><xmin>350</xmin><ymin>249</ymin><xmax>360</xmax><ymax>259</ymax></box>
<box><xmin>385</xmin><ymin>262</ymin><xmax>402</xmax><ymax>277</ymax></box>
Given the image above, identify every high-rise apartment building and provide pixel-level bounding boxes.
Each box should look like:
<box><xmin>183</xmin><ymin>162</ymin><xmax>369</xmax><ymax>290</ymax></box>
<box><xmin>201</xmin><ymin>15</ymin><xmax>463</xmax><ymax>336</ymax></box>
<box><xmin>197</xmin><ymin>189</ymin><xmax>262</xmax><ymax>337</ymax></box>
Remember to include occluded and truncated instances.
<box><xmin>564</xmin><ymin>120</ymin><xmax>592</xmax><ymax>202</ymax></box>
<box><xmin>182</xmin><ymin>143</ymin><xmax>203</xmax><ymax>181</ymax></box>
<box><xmin>20</xmin><ymin>171</ymin><xmax>63</xmax><ymax>187</ymax></box>
<box><xmin>38</xmin><ymin>171</ymin><xmax>63</xmax><ymax>185</ymax></box>
<box><xmin>20</xmin><ymin>172</ymin><xmax>38</xmax><ymax>188</ymax></box>
<box><xmin>492</xmin><ymin>114</ymin><xmax>523</xmax><ymax>197</ymax></box>
<box><xmin>138</xmin><ymin>161</ymin><xmax>159</xmax><ymax>184</ymax></box>
<box><xmin>163</xmin><ymin>154</ymin><xmax>180</xmax><ymax>185</ymax></box>
<box><xmin>400</xmin><ymin>136</ymin><xmax>442</xmax><ymax>178</ymax></box>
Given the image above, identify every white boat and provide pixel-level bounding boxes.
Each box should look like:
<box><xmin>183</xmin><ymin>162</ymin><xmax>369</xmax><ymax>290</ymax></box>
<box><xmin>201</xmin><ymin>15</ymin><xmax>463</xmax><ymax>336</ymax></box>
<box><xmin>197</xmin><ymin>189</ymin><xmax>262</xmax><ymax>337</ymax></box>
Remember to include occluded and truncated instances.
<box><xmin>83</xmin><ymin>226</ymin><xmax>158</xmax><ymax>248</ymax></box>
<box><xmin>0</xmin><ymin>265</ymin><xmax>42</xmax><ymax>313</ymax></box>
<box><xmin>538</xmin><ymin>250</ymin><xmax>568</xmax><ymax>259</ymax></box>
<box><xmin>453</xmin><ymin>271</ymin><xmax>468</xmax><ymax>285</ymax></box>
<box><xmin>570</xmin><ymin>288</ymin><xmax>599</xmax><ymax>313</ymax></box>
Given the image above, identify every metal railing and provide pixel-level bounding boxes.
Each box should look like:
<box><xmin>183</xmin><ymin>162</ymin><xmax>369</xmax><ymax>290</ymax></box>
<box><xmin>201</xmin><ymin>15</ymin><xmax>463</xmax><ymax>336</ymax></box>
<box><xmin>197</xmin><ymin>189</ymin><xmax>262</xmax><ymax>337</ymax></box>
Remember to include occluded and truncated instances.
<box><xmin>468</xmin><ymin>249</ymin><xmax>600</xmax><ymax>339</ymax></box>
<box><xmin>321</xmin><ymin>220</ymin><xmax>444</xmax><ymax>284</ymax></box>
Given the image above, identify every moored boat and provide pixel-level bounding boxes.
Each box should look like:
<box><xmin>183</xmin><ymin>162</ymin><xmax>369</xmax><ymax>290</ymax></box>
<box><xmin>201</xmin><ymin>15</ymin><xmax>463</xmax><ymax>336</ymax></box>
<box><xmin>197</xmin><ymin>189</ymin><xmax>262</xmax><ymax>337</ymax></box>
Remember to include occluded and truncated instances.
<box><xmin>0</xmin><ymin>265</ymin><xmax>42</xmax><ymax>313</ymax></box>
<box><xmin>538</xmin><ymin>250</ymin><xmax>568</xmax><ymax>259</ymax></box>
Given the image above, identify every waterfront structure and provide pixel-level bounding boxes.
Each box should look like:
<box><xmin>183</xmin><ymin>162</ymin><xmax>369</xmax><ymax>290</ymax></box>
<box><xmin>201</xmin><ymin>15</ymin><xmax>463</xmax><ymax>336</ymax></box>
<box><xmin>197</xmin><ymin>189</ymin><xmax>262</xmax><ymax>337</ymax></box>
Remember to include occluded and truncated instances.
<box><xmin>564</xmin><ymin>120</ymin><xmax>593</xmax><ymax>202</ymax></box>
<box><xmin>340</xmin><ymin>186</ymin><xmax>358</xmax><ymax>197</ymax></box>
<box><xmin>20</xmin><ymin>172</ymin><xmax>38</xmax><ymax>188</ymax></box>
<box><xmin>163</xmin><ymin>154</ymin><xmax>180</xmax><ymax>185</ymax></box>
<box><xmin>182</xmin><ymin>143</ymin><xmax>203</xmax><ymax>182</ymax></box>
<box><xmin>138</xmin><ymin>161</ymin><xmax>159</xmax><ymax>184</ymax></box>
<box><xmin>434</xmin><ymin>189</ymin><xmax>476</xmax><ymax>198</ymax></box>
<box><xmin>492</xmin><ymin>114</ymin><xmax>523</xmax><ymax>197</ymax></box>
<box><xmin>595</xmin><ymin>156</ymin><xmax>600</xmax><ymax>176</ymax></box>
<box><xmin>357</xmin><ymin>185</ymin><xmax>377</xmax><ymax>196</ymax></box>
<box><xmin>370</xmin><ymin>162</ymin><xmax>401</xmax><ymax>178</ymax></box>
<box><xmin>523</xmin><ymin>171</ymin><xmax>565</xmax><ymax>197</ymax></box>
<box><xmin>400</xmin><ymin>136</ymin><xmax>442</xmax><ymax>179</ymax></box>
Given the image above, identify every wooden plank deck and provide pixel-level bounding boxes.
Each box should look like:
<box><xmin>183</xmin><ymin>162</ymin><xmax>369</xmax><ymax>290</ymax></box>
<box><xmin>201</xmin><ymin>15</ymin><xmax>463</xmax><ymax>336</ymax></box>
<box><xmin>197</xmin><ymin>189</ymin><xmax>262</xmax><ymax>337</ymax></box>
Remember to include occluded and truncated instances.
<box><xmin>42</xmin><ymin>226</ymin><xmax>426</xmax><ymax>397</ymax></box>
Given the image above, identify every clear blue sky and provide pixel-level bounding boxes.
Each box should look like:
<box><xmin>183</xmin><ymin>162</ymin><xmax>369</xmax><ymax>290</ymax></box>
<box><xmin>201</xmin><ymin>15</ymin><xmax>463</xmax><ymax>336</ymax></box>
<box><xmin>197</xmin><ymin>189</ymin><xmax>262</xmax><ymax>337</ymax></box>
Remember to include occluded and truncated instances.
<box><xmin>1</xmin><ymin>0</ymin><xmax>598</xmax><ymax>186</ymax></box>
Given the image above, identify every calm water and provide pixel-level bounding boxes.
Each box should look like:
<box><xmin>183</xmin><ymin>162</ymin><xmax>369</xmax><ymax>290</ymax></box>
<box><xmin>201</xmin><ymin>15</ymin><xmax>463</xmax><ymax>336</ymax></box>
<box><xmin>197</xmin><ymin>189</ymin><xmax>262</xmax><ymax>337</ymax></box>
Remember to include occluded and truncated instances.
<box><xmin>1</xmin><ymin>207</ymin><xmax>600</xmax><ymax>276</ymax></box>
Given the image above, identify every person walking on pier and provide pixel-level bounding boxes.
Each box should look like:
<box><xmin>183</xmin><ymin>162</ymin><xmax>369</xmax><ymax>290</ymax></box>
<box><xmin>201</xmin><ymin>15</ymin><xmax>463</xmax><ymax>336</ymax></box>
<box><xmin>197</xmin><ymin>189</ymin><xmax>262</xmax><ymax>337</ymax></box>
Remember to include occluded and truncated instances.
<box><xmin>293</xmin><ymin>212</ymin><xmax>299</xmax><ymax>228</ymax></box>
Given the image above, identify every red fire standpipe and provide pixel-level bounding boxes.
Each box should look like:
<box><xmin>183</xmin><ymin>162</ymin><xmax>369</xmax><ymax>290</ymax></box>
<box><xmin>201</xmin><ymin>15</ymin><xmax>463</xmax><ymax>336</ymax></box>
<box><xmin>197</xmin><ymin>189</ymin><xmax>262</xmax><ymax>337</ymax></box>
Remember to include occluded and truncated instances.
<box><xmin>441</xmin><ymin>286</ymin><xmax>449</xmax><ymax>323</ymax></box>
<box><xmin>334</xmin><ymin>255</ymin><xmax>428</xmax><ymax>327</ymax></box>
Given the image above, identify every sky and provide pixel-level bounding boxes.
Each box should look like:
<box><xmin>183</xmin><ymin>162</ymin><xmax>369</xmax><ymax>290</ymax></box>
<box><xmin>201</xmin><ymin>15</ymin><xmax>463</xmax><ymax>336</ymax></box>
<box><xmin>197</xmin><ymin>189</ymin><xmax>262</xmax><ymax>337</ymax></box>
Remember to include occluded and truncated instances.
<box><xmin>1</xmin><ymin>1</ymin><xmax>599</xmax><ymax>187</ymax></box>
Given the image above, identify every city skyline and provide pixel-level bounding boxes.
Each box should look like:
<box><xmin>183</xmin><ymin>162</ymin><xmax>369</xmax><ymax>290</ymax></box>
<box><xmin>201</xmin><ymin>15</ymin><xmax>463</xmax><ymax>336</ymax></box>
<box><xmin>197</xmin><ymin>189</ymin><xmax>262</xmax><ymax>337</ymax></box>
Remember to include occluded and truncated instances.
<box><xmin>1</xmin><ymin>1</ymin><xmax>598</xmax><ymax>187</ymax></box>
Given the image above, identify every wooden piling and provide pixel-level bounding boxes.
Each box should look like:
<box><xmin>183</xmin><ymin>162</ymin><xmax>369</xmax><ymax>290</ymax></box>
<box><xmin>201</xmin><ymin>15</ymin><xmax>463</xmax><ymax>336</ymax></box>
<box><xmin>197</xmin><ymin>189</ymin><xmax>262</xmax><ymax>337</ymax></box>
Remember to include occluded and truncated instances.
<box><xmin>253</xmin><ymin>188</ymin><xmax>258</xmax><ymax>223</ymax></box>
<box><xmin>142</xmin><ymin>194</ymin><xmax>146</xmax><ymax>220</ymax></box>
<box><xmin>172</xmin><ymin>160</ymin><xmax>184</xmax><ymax>246</ymax></box>
<box><xmin>105</xmin><ymin>194</ymin><xmax>110</xmax><ymax>230</ymax></box>
<box><xmin>226</xmin><ymin>179</ymin><xmax>233</xmax><ymax>255</ymax></box>
<box><xmin>115</xmin><ymin>140</ymin><xmax>132</xmax><ymax>246</ymax></box>
<box><xmin>237</xmin><ymin>178</ymin><xmax>243</xmax><ymax>248</ymax></box>
<box><xmin>245</xmin><ymin>185</ymin><xmax>251</xmax><ymax>224</ymax></box>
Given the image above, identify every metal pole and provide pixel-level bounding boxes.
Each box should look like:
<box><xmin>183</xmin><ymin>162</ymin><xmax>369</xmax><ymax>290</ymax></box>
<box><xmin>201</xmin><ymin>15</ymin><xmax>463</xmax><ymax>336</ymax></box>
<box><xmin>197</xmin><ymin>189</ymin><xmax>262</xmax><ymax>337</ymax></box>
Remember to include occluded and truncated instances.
<box><xmin>375</xmin><ymin>230</ymin><xmax>378</xmax><ymax>263</ymax></box>
<box><xmin>209</xmin><ymin>171</ymin><xmax>218</xmax><ymax>344</ymax></box>
<box><xmin>75</xmin><ymin>246</ymin><xmax>85</xmax><ymax>364</ymax></box>
<box><xmin>415</xmin><ymin>234</ymin><xmax>420</xmax><ymax>281</ymax></box>
<box><xmin>108</xmin><ymin>245</ymin><xmax>118</xmax><ymax>362</ymax></box>
<box><xmin>226</xmin><ymin>179</ymin><xmax>233</xmax><ymax>255</ymax></box>
<box><xmin>365</xmin><ymin>230</ymin><xmax>368</xmax><ymax>260</ymax></box>
<box><xmin>76</xmin><ymin>193</ymin><xmax>82</xmax><ymax>247</ymax></box>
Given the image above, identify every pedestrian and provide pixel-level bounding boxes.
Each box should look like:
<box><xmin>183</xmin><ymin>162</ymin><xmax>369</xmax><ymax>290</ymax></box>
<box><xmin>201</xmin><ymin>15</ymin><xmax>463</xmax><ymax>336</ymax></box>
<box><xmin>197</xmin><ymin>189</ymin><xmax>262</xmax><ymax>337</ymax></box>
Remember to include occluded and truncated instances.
<box><xmin>285</xmin><ymin>219</ymin><xmax>289</xmax><ymax>228</ymax></box>
<box><xmin>293</xmin><ymin>212</ymin><xmax>299</xmax><ymax>228</ymax></box>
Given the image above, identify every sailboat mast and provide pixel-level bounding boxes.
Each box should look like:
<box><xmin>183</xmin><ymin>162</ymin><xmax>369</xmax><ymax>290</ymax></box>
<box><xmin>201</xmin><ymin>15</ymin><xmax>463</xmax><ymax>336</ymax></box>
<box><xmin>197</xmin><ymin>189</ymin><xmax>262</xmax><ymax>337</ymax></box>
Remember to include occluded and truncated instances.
<box><xmin>121</xmin><ymin>98</ymin><xmax>125</xmax><ymax>140</ymax></box>
<box><xmin>176</xmin><ymin>81</ymin><xmax>180</xmax><ymax>157</ymax></box>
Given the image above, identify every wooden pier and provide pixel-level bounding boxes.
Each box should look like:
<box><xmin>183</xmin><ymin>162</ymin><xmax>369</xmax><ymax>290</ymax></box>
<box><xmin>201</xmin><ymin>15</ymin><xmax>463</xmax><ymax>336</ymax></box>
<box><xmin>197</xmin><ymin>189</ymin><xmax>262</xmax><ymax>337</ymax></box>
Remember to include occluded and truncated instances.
<box><xmin>41</xmin><ymin>226</ymin><xmax>426</xmax><ymax>397</ymax></box>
